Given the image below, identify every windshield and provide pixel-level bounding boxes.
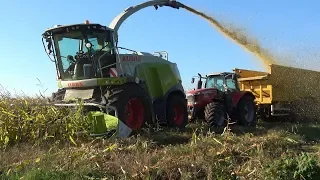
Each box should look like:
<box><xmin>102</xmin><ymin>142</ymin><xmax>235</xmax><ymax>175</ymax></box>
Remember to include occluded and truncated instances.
<box><xmin>205</xmin><ymin>75</ymin><xmax>237</xmax><ymax>91</ymax></box>
<box><xmin>53</xmin><ymin>30</ymin><xmax>113</xmax><ymax>80</ymax></box>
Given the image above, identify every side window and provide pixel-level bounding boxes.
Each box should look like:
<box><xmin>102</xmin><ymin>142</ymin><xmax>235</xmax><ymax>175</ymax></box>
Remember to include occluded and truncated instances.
<box><xmin>205</xmin><ymin>78</ymin><xmax>214</xmax><ymax>88</ymax></box>
<box><xmin>226</xmin><ymin>79</ymin><xmax>236</xmax><ymax>89</ymax></box>
<box><xmin>216</xmin><ymin>79</ymin><xmax>225</xmax><ymax>91</ymax></box>
<box><xmin>57</xmin><ymin>38</ymin><xmax>79</xmax><ymax>72</ymax></box>
<box><xmin>87</xmin><ymin>38</ymin><xmax>98</xmax><ymax>51</ymax></box>
<box><xmin>216</xmin><ymin>79</ymin><xmax>224</xmax><ymax>86</ymax></box>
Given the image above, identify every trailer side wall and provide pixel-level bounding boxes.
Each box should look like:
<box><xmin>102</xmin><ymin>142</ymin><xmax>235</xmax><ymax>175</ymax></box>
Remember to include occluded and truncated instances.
<box><xmin>268</xmin><ymin>64</ymin><xmax>320</xmax><ymax>102</ymax></box>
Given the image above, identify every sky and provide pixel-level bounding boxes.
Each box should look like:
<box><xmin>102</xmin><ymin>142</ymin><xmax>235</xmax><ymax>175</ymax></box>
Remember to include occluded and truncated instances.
<box><xmin>1</xmin><ymin>0</ymin><xmax>320</xmax><ymax>96</ymax></box>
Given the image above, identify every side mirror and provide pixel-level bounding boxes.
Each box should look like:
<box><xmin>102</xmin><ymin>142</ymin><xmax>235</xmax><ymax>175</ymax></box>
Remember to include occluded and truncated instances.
<box><xmin>191</xmin><ymin>77</ymin><xmax>195</xmax><ymax>83</ymax></box>
<box><xmin>232</xmin><ymin>74</ymin><xmax>237</xmax><ymax>81</ymax></box>
<box><xmin>45</xmin><ymin>38</ymin><xmax>53</xmax><ymax>55</ymax></box>
<box><xmin>197</xmin><ymin>80</ymin><xmax>202</xmax><ymax>89</ymax></box>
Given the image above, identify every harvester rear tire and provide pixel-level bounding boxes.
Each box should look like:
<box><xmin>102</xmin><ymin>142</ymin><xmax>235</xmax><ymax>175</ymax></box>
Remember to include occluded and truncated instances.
<box><xmin>106</xmin><ymin>83</ymin><xmax>152</xmax><ymax>131</ymax></box>
<box><xmin>204</xmin><ymin>102</ymin><xmax>227</xmax><ymax>128</ymax></box>
<box><xmin>237</xmin><ymin>95</ymin><xmax>257</xmax><ymax>127</ymax></box>
<box><xmin>166</xmin><ymin>94</ymin><xmax>188</xmax><ymax>129</ymax></box>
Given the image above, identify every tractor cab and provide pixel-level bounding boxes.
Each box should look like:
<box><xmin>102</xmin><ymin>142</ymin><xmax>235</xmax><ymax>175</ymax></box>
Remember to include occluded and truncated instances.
<box><xmin>203</xmin><ymin>72</ymin><xmax>239</xmax><ymax>92</ymax></box>
<box><xmin>188</xmin><ymin>70</ymin><xmax>256</xmax><ymax>127</ymax></box>
<box><xmin>187</xmin><ymin>72</ymin><xmax>241</xmax><ymax>120</ymax></box>
<box><xmin>191</xmin><ymin>72</ymin><xmax>239</xmax><ymax>92</ymax></box>
<box><xmin>42</xmin><ymin>21</ymin><xmax>117</xmax><ymax>81</ymax></box>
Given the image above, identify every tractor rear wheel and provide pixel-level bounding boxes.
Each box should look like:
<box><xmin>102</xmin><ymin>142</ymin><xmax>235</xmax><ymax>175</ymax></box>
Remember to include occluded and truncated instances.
<box><xmin>106</xmin><ymin>83</ymin><xmax>152</xmax><ymax>130</ymax></box>
<box><xmin>237</xmin><ymin>95</ymin><xmax>257</xmax><ymax>127</ymax></box>
<box><xmin>166</xmin><ymin>94</ymin><xmax>188</xmax><ymax>128</ymax></box>
<box><xmin>204</xmin><ymin>102</ymin><xmax>227</xmax><ymax>127</ymax></box>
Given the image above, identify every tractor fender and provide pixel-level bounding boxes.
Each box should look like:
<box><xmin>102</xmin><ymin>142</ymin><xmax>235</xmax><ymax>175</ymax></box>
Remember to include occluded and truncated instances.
<box><xmin>104</xmin><ymin>82</ymin><xmax>153</xmax><ymax>108</ymax></box>
<box><xmin>152</xmin><ymin>83</ymin><xmax>185</xmax><ymax>123</ymax></box>
<box><xmin>232</xmin><ymin>91</ymin><xmax>255</xmax><ymax>108</ymax></box>
<box><xmin>212</xmin><ymin>97</ymin><xmax>225</xmax><ymax>103</ymax></box>
<box><xmin>164</xmin><ymin>83</ymin><xmax>186</xmax><ymax>100</ymax></box>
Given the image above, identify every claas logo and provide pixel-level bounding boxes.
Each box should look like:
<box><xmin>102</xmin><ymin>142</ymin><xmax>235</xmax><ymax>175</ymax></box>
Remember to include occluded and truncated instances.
<box><xmin>68</xmin><ymin>82</ymin><xmax>83</xmax><ymax>87</ymax></box>
<box><xmin>122</xmin><ymin>56</ymin><xmax>141</xmax><ymax>62</ymax></box>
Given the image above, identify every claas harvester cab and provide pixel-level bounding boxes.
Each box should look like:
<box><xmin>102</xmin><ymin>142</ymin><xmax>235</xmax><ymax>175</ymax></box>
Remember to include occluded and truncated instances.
<box><xmin>187</xmin><ymin>72</ymin><xmax>257</xmax><ymax>128</ymax></box>
<box><xmin>42</xmin><ymin>0</ymin><xmax>188</xmax><ymax>137</ymax></box>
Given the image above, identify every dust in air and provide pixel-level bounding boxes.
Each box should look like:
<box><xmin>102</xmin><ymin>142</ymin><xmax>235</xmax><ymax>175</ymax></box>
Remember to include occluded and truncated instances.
<box><xmin>181</xmin><ymin>3</ymin><xmax>320</xmax><ymax>121</ymax></box>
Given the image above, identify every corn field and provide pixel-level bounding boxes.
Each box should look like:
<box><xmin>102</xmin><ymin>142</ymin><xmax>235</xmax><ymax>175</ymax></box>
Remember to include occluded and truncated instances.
<box><xmin>0</xmin><ymin>89</ymin><xmax>91</xmax><ymax>149</ymax></box>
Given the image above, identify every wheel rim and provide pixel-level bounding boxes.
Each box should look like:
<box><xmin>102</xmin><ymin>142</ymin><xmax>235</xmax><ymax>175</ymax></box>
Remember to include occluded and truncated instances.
<box><xmin>124</xmin><ymin>98</ymin><xmax>145</xmax><ymax>130</ymax></box>
<box><xmin>244</xmin><ymin>102</ymin><xmax>254</xmax><ymax>122</ymax></box>
<box><xmin>173</xmin><ymin>105</ymin><xmax>184</xmax><ymax>126</ymax></box>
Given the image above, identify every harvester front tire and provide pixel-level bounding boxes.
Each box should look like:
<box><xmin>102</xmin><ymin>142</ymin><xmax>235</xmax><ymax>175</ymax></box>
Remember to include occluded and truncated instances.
<box><xmin>166</xmin><ymin>94</ymin><xmax>188</xmax><ymax>129</ymax></box>
<box><xmin>106</xmin><ymin>83</ymin><xmax>152</xmax><ymax>131</ymax></box>
<box><xmin>204</xmin><ymin>102</ymin><xmax>227</xmax><ymax>128</ymax></box>
<box><xmin>237</xmin><ymin>95</ymin><xmax>257</xmax><ymax>127</ymax></box>
<box><xmin>50</xmin><ymin>89</ymin><xmax>66</xmax><ymax>102</ymax></box>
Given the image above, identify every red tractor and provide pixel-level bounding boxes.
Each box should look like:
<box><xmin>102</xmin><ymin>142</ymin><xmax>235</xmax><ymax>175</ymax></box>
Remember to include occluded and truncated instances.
<box><xmin>186</xmin><ymin>72</ymin><xmax>257</xmax><ymax>127</ymax></box>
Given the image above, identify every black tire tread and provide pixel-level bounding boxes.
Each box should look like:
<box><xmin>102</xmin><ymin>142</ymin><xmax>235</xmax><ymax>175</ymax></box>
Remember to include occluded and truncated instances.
<box><xmin>105</xmin><ymin>83</ymin><xmax>152</xmax><ymax>130</ymax></box>
<box><xmin>237</xmin><ymin>95</ymin><xmax>257</xmax><ymax>127</ymax></box>
<box><xmin>204</xmin><ymin>101</ymin><xmax>227</xmax><ymax>127</ymax></box>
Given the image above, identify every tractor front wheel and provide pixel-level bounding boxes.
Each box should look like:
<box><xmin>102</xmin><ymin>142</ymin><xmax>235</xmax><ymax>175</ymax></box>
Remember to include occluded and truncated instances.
<box><xmin>166</xmin><ymin>94</ymin><xmax>188</xmax><ymax>128</ymax></box>
<box><xmin>106</xmin><ymin>83</ymin><xmax>152</xmax><ymax>130</ymax></box>
<box><xmin>204</xmin><ymin>102</ymin><xmax>227</xmax><ymax>128</ymax></box>
<box><xmin>237</xmin><ymin>95</ymin><xmax>257</xmax><ymax>127</ymax></box>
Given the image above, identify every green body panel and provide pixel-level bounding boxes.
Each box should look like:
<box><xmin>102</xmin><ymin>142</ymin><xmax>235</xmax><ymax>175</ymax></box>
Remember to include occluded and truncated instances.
<box><xmin>135</xmin><ymin>63</ymin><xmax>180</xmax><ymax>99</ymax></box>
<box><xmin>57</xmin><ymin>81</ymin><xmax>62</xmax><ymax>88</ymax></box>
<box><xmin>57</xmin><ymin>77</ymin><xmax>128</xmax><ymax>88</ymax></box>
<box><xmin>87</xmin><ymin>111</ymin><xmax>132</xmax><ymax>138</ymax></box>
<box><xmin>97</xmin><ymin>77</ymin><xmax>127</xmax><ymax>86</ymax></box>
<box><xmin>88</xmin><ymin>111</ymin><xmax>118</xmax><ymax>133</ymax></box>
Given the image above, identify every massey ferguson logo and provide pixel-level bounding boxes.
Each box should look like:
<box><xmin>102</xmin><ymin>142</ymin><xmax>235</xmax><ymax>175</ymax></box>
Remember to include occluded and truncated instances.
<box><xmin>67</xmin><ymin>82</ymin><xmax>83</xmax><ymax>87</ymax></box>
<box><xmin>122</xmin><ymin>56</ymin><xmax>141</xmax><ymax>62</ymax></box>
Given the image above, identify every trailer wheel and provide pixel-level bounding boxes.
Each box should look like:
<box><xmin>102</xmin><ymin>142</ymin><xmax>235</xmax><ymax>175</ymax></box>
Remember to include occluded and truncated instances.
<box><xmin>237</xmin><ymin>95</ymin><xmax>257</xmax><ymax>127</ymax></box>
<box><xmin>166</xmin><ymin>94</ymin><xmax>188</xmax><ymax>128</ymax></box>
<box><xmin>106</xmin><ymin>83</ymin><xmax>152</xmax><ymax>130</ymax></box>
<box><xmin>204</xmin><ymin>102</ymin><xmax>227</xmax><ymax>127</ymax></box>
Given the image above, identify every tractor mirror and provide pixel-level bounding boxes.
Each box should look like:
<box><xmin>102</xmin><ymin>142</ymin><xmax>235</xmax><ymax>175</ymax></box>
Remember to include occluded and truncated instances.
<box><xmin>197</xmin><ymin>80</ymin><xmax>202</xmax><ymax>89</ymax></box>
<box><xmin>232</xmin><ymin>74</ymin><xmax>236</xmax><ymax>81</ymax></box>
<box><xmin>191</xmin><ymin>77</ymin><xmax>195</xmax><ymax>83</ymax></box>
<box><xmin>45</xmin><ymin>38</ymin><xmax>53</xmax><ymax>55</ymax></box>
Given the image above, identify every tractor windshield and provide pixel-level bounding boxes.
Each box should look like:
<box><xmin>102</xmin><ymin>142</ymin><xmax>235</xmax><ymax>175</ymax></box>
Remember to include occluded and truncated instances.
<box><xmin>205</xmin><ymin>75</ymin><xmax>238</xmax><ymax>91</ymax></box>
<box><xmin>51</xmin><ymin>28</ymin><xmax>115</xmax><ymax>80</ymax></box>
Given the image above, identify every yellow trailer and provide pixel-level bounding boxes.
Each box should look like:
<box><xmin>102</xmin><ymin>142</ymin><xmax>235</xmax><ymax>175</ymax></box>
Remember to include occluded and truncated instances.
<box><xmin>233</xmin><ymin>64</ymin><xmax>320</xmax><ymax>120</ymax></box>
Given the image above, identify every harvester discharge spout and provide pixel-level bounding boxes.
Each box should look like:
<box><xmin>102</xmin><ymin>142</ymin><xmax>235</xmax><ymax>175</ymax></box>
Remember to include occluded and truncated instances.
<box><xmin>109</xmin><ymin>0</ymin><xmax>185</xmax><ymax>45</ymax></box>
<box><xmin>154</xmin><ymin>0</ymin><xmax>184</xmax><ymax>10</ymax></box>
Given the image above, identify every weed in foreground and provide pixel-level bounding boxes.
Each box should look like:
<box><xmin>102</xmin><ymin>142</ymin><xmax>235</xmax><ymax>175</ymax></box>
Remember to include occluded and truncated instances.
<box><xmin>1</xmin><ymin>90</ymin><xmax>320</xmax><ymax>179</ymax></box>
<box><xmin>0</xmin><ymin>95</ymin><xmax>92</xmax><ymax>149</ymax></box>
<box><xmin>263</xmin><ymin>152</ymin><xmax>320</xmax><ymax>180</ymax></box>
<box><xmin>1</xmin><ymin>123</ymin><xmax>319</xmax><ymax>180</ymax></box>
